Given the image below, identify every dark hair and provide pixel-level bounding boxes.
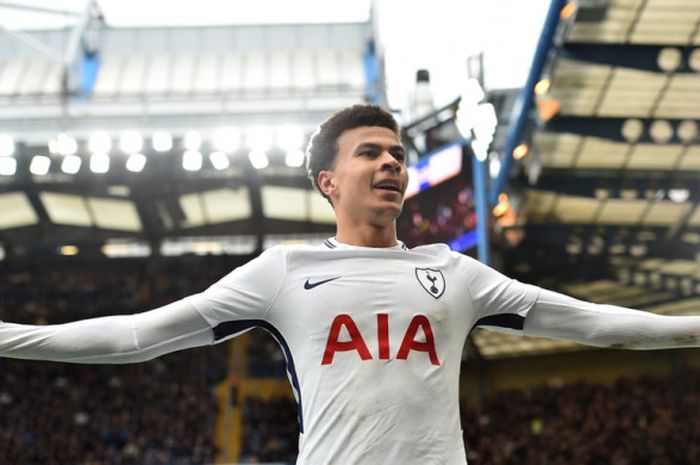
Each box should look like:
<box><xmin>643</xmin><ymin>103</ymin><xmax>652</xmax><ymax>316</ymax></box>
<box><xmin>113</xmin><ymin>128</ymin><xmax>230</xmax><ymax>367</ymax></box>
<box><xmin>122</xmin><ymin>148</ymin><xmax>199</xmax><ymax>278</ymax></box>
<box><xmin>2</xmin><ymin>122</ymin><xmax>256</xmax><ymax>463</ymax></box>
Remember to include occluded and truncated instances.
<box><xmin>306</xmin><ymin>104</ymin><xmax>400</xmax><ymax>203</ymax></box>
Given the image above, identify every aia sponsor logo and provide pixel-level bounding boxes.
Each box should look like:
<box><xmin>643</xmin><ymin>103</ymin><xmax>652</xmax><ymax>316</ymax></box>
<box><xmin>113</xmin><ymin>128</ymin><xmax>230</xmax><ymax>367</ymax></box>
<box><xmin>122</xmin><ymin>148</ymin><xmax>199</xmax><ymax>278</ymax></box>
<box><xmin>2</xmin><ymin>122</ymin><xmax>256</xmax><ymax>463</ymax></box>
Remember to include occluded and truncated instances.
<box><xmin>321</xmin><ymin>313</ymin><xmax>440</xmax><ymax>366</ymax></box>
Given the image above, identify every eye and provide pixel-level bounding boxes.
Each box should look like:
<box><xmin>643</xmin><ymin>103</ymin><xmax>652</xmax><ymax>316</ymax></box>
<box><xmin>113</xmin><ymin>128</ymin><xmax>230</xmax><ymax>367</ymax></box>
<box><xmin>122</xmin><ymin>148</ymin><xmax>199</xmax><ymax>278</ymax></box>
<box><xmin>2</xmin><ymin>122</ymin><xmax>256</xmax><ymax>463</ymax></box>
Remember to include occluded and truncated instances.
<box><xmin>392</xmin><ymin>151</ymin><xmax>406</xmax><ymax>163</ymax></box>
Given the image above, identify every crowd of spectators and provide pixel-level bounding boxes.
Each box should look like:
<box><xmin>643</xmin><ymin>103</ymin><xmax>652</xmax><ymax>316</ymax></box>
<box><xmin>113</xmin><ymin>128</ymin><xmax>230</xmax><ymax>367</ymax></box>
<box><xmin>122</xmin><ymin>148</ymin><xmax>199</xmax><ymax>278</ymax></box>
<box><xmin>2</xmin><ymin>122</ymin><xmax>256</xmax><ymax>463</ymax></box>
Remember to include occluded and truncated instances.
<box><xmin>236</xmin><ymin>369</ymin><xmax>700</xmax><ymax>465</ymax></box>
<box><xmin>0</xmin><ymin>258</ymin><xmax>233</xmax><ymax>465</ymax></box>
<box><xmin>240</xmin><ymin>396</ymin><xmax>298</xmax><ymax>463</ymax></box>
<box><xmin>398</xmin><ymin>177</ymin><xmax>477</xmax><ymax>249</ymax></box>
<box><xmin>461</xmin><ymin>370</ymin><xmax>700</xmax><ymax>465</ymax></box>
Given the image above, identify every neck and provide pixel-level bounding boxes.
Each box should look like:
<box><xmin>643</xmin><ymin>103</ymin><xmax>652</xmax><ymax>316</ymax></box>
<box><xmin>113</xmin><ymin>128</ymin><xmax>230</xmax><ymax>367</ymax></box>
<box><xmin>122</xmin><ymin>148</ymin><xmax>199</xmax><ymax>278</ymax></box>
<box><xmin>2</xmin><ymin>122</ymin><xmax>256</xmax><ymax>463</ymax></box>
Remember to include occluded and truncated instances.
<box><xmin>334</xmin><ymin>218</ymin><xmax>398</xmax><ymax>248</ymax></box>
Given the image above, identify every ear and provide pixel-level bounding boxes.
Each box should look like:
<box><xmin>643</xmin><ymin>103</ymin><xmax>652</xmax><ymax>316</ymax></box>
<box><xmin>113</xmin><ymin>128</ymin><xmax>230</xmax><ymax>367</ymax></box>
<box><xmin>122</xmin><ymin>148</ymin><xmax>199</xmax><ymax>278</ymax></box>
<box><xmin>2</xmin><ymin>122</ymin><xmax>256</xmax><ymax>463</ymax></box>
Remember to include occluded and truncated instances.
<box><xmin>318</xmin><ymin>170</ymin><xmax>337</xmax><ymax>197</ymax></box>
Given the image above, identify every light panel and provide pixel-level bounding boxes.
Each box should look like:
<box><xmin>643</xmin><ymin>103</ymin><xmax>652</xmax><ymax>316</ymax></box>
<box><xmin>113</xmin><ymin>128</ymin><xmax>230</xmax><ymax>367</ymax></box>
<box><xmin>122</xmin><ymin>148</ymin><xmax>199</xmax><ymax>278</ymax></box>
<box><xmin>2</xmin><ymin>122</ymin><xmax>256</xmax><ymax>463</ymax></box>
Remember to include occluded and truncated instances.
<box><xmin>0</xmin><ymin>192</ymin><xmax>39</xmax><ymax>228</ymax></box>
<box><xmin>152</xmin><ymin>131</ymin><xmax>173</xmax><ymax>152</ymax></box>
<box><xmin>29</xmin><ymin>155</ymin><xmax>51</xmax><ymax>176</ymax></box>
<box><xmin>61</xmin><ymin>155</ymin><xmax>82</xmax><ymax>174</ymax></box>
<box><xmin>126</xmin><ymin>153</ymin><xmax>147</xmax><ymax>173</ymax></box>
<box><xmin>88</xmin><ymin>197</ymin><xmax>143</xmax><ymax>232</ymax></box>
<box><xmin>40</xmin><ymin>192</ymin><xmax>93</xmax><ymax>227</ymax></box>
<box><xmin>0</xmin><ymin>157</ymin><xmax>17</xmax><ymax>176</ymax></box>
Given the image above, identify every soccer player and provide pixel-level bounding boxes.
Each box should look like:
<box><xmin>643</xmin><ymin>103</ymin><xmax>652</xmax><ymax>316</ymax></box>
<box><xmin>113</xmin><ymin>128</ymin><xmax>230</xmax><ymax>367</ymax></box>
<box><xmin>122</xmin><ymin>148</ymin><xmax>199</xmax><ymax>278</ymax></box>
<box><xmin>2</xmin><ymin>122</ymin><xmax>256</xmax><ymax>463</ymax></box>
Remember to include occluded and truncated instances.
<box><xmin>2</xmin><ymin>104</ymin><xmax>700</xmax><ymax>464</ymax></box>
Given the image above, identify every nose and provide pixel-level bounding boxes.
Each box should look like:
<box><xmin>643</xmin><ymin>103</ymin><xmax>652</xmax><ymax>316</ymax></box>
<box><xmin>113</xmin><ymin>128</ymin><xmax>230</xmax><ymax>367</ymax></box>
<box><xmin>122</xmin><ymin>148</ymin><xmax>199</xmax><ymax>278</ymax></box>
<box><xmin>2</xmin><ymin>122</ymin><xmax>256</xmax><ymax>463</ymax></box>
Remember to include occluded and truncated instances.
<box><xmin>380</xmin><ymin>151</ymin><xmax>402</xmax><ymax>173</ymax></box>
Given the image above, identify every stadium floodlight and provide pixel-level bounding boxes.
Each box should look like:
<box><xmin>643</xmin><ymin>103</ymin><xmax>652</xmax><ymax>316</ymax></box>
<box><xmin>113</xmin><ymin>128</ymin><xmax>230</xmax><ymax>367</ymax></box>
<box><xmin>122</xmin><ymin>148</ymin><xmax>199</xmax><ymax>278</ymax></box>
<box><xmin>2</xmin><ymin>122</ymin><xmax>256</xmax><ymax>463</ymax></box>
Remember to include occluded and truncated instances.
<box><xmin>209</xmin><ymin>151</ymin><xmax>230</xmax><ymax>170</ymax></box>
<box><xmin>126</xmin><ymin>153</ymin><xmax>147</xmax><ymax>173</ymax></box>
<box><xmin>184</xmin><ymin>131</ymin><xmax>202</xmax><ymax>151</ymax></box>
<box><xmin>248</xmin><ymin>149</ymin><xmax>269</xmax><ymax>169</ymax></box>
<box><xmin>90</xmin><ymin>152</ymin><xmax>110</xmax><ymax>173</ymax></box>
<box><xmin>277</xmin><ymin>125</ymin><xmax>305</xmax><ymax>151</ymax></box>
<box><xmin>30</xmin><ymin>155</ymin><xmax>51</xmax><ymax>176</ymax></box>
<box><xmin>213</xmin><ymin>127</ymin><xmax>241</xmax><ymax>153</ymax></box>
<box><xmin>669</xmin><ymin>188</ymin><xmax>690</xmax><ymax>203</ymax></box>
<box><xmin>0</xmin><ymin>156</ymin><xmax>16</xmax><ymax>175</ymax></box>
<box><xmin>0</xmin><ymin>134</ymin><xmax>15</xmax><ymax>157</ymax></box>
<box><xmin>489</xmin><ymin>152</ymin><xmax>501</xmax><ymax>179</ymax></box>
<box><xmin>60</xmin><ymin>245</ymin><xmax>79</xmax><ymax>256</ymax></box>
<box><xmin>152</xmin><ymin>131</ymin><xmax>173</xmax><ymax>152</ymax></box>
<box><xmin>247</xmin><ymin>126</ymin><xmax>273</xmax><ymax>151</ymax></box>
<box><xmin>56</xmin><ymin>133</ymin><xmax>78</xmax><ymax>156</ymax></box>
<box><xmin>61</xmin><ymin>155</ymin><xmax>82</xmax><ymax>174</ymax></box>
<box><xmin>119</xmin><ymin>130</ymin><xmax>143</xmax><ymax>154</ymax></box>
<box><xmin>285</xmin><ymin>148</ymin><xmax>305</xmax><ymax>168</ymax></box>
<box><xmin>183</xmin><ymin>150</ymin><xmax>203</xmax><ymax>171</ymax></box>
<box><xmin>88</xmin><ymin>131</ymin><xmax>112</xmax><ymax>154</ymax></box>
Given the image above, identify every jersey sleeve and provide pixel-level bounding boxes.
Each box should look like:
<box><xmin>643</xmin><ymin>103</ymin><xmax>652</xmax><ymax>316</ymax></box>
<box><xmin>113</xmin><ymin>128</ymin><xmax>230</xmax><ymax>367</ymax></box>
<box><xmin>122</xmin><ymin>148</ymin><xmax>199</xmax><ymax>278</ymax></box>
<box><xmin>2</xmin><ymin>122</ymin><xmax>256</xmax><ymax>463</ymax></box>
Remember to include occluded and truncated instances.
<box><xmin>184</xmin><ymin>246</ymin><xmax>287</xmax><ymax>339</ymax></box>
<box><xmin>455</xmin><ymin>252</ymin><xmax>540</xmax><ymax>334</ymax></box>
<box><xmin>524</xmin><ymin>288</ymin><xmax>700</xmax><ymax>349</ymax></box>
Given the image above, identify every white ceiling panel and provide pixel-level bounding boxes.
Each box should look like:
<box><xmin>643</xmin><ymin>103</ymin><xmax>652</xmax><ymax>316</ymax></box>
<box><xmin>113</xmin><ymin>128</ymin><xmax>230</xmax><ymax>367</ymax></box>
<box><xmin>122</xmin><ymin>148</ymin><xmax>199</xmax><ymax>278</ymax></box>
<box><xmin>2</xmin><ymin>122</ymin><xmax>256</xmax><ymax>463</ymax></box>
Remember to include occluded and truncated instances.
<box><xmin>180</xmin><ymin>193</ymin><xmax>206</xmax><ymax>227</ymax></box>
<box><xmin>262</xmin><ymin>186</ymin><xmax>307</xmax><ymax>221</ymax></box>
<box><xmin>626</xmin><ymin>144</ymin><xmax>683</xmax><ymax>170</ymax></box>
<box><xmin>0</xmin><ymin>192</ymin><xmax>38</xmax><ymax>228</ymax></box>
<box><xmin>643</xmin><ymin>201</ymin><xmax>691</xmax><ymax>226</ymax></box>
<box><xmin>686</xmin><ymin>205</ymin><xmax>700</xmax><ymax>227</ymax></box>
<box><xmin>309</xmin><ymin>194</ymin><xmax>336</xmax><ymax>224</ymax></box>
<box><xmin>677</xmin><ymin>146</ymin><xmax>700</xmax><ymax>171</ymax></box>
<box><xmin>553</xmin><ymin>195</ymin><xmax>599</xmax><ymax>223</ymax></box>
<box><xmin>40</xmin><ymin>192</ymin><xmax>93</xmax><ymax>227</ymax></box>
<box><xmin>203</xmin><ymin>188</ymin><xmax>251</xmax><ymax>223</ymax></box>
<box><xmin>575</xmin><ymin>137</ymin><xmax>628</xmax><ymax>169</ymax></box>
<box><xmin>536</xmin><ymin>133</ymin><xmax>580</xmax><ymax>168</ymax></box>
<box><xmin>597</xmin><ymin>199</ymin><xmax>647</xmax><ymax>225</ymax></box>
<box><xmin>88</xmin><ymin>197</ymin><xmax>142</xmax><ymax>232</ymax></box>
<box><xmin>524</xmin><ymin>190</ymin><xmax>557</xmax><ymax>218</ymax></box>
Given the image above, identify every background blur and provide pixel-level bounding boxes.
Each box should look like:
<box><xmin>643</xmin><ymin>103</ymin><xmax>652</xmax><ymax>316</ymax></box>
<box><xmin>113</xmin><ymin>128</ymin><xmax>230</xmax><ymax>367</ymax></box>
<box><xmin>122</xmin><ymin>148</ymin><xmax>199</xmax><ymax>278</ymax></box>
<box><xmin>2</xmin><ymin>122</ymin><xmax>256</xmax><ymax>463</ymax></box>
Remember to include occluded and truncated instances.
<box><xmin>1</xmin><ymin>0</ymin><xmax>700</xmax><ymax>464</ymax></box>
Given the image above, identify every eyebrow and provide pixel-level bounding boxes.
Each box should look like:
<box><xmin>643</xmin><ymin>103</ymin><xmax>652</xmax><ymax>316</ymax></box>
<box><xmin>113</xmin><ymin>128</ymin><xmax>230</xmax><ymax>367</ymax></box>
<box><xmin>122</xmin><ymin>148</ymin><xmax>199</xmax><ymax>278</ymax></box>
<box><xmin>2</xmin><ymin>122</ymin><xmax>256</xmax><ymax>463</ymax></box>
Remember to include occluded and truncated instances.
<box><xmin>355</xmin><ymin>142</ymin><xmax>405</xmax><ymax>154</ymax></box>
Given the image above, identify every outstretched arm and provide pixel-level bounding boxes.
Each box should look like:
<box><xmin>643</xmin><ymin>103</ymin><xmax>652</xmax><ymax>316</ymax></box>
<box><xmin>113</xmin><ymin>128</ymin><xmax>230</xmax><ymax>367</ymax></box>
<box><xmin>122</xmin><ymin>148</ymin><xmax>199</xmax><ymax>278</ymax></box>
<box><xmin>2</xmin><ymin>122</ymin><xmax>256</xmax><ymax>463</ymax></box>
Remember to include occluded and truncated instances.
<box><xmin>524</xmin><ymin>288</ymin><xmax>700</xmax><ymax>349</ymax></box>
<box><xmin>0</xmin><ymin>299</ymin><xmax>213</xmax><ymax>364</ymax></box>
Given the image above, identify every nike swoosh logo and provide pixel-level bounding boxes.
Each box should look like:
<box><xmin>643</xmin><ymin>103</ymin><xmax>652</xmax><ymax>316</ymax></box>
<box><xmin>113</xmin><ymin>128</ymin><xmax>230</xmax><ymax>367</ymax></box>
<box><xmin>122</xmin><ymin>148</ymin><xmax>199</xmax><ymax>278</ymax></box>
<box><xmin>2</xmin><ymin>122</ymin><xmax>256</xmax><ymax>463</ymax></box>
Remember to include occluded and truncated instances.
<box><xmin>304</xmin><ymin>277</ymin><xmax>340</xmax><ymax>290</ymax></box>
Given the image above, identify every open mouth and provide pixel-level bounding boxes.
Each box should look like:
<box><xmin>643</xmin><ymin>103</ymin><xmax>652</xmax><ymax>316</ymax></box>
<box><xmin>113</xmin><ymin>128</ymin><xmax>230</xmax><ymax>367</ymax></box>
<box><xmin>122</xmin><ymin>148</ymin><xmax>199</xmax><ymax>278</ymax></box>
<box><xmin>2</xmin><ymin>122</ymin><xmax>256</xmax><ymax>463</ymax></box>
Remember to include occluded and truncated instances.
<box><xmin>373</xmin><ymin>182</ymin><xmax>402</xmax><ymax>193</ymax></box>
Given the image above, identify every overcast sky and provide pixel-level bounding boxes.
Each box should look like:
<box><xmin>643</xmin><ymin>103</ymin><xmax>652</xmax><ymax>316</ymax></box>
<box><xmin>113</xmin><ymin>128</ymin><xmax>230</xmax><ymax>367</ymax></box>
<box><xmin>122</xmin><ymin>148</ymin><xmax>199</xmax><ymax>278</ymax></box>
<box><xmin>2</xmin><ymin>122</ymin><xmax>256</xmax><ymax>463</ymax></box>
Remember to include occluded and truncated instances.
<box><xmin>0</xmin><ymin>0</ymin><xmax>550</xmax><ymax>107</ymax></box>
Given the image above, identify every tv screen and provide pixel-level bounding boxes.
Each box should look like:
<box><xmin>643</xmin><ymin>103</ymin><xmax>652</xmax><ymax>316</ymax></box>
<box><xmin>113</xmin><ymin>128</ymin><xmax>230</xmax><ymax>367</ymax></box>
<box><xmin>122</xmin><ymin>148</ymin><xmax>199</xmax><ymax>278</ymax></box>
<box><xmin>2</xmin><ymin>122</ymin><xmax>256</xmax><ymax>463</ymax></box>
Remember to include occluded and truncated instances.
<box><xmin>398</xmin><ymin>143</ymin><xmax>477</xmax><ymax>252</ymax></box>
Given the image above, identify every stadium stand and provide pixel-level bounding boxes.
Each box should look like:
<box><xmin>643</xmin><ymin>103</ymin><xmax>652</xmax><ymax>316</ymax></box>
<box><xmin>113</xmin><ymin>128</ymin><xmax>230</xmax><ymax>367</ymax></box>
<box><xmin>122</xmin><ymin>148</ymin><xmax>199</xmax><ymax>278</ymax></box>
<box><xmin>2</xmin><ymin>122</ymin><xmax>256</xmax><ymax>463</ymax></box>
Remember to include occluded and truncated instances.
<box><xmin>0</xmin><ymin>258</ymin><xmax>232</xmax><ymax>465</ymax></box>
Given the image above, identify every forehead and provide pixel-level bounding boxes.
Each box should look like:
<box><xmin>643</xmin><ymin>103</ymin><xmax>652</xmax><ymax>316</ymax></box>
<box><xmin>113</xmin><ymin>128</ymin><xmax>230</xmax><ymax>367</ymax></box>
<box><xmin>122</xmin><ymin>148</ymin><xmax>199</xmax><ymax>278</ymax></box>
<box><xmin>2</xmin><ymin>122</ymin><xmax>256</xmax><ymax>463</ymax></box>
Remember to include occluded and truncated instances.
<box><xmin>336</xmin><ymin>126</ymin><xmax>401</xmax><ymax>151</ymax></box>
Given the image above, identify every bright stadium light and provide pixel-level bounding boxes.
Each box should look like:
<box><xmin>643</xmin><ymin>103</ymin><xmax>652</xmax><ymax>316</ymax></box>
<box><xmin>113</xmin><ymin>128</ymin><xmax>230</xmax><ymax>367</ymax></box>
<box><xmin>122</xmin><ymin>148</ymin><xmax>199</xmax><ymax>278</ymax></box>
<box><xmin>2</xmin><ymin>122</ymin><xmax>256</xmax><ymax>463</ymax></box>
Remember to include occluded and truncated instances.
<box><xmin>285</xmin><ymin>148</ymin><xmax>305</xmax><ymax>167</ymax></box>
<box><xmin>88</xmin><ymin>131</ymin><xmax>112</xmax><ymax>154</ymax></box>
<box><xmin>183</xmin><ymin>150</ymin><xmax>203</xmax><ymax>171</ymax></box>
<box><xmin>184</xmin><ymin>131</ymin><xmax>202</xmax><ymax>151</ymax></box>
<box><xmin>247</xmin><ymin>126</ymin><xmax>273</xmax><ymax>151</ymax></box>
<box><xmin>0</xmin><ymin>134</ymin><xmax>15</xmax><ymax>157</ymax></box>
<box><xmin>0</xmin><ymin>156</ymin><xmax>16</xmax><ymax>175</ymax></box>
<box><xmin>248</xmin><ymin>149</ymin><xmax>269</xmax><ymax>169</ymax></box>
<box><xmin>209</xmin><ymin>151</ymin><xmax>230</xmax><ymax>170</ymax></box>
<box><xmin>60</xmin><ymin>245</ymin><xmax>79</xmax><ymax>256</ymax></box>
<box><xmin>61</xmin><ymin>155</ymin><xmax>82</xmax><ymax>174</ymax></box>
<box><xmin>90</xmin><ymin>152</ymin><xmax>110</xmax><ymax>173</ymax></box>
<box><xmin>119</xmin><ymin>130</ymin><xmax>143</xmax><ymax>154</ymax></box>
<box><xmin>277</xmin><ymin>125</ymin><xmax>305</xmax><ymax>151</ymax></box>
<box><xmin>56</xmin><ymin>132</ymin><xmax>78</xmax><ymax>156</ymax></box>
<box><xmin>152</xmin><ymin>131</ymin><xmax>173</xmax><ymax>152</ymax></box>
<box><xmin>126</xmin><ymin>153</ymin><xmax>147</xmax><ymax>173</ymax></box>
<box><xmin>213</xmin><ymin>127</ymin><xmax>241</xmax><ymax>153</ymax></box>
<box><xmin>30</xmin><ymin>155</ymin><xmax>51</xmax><ymax>176</ymax></box>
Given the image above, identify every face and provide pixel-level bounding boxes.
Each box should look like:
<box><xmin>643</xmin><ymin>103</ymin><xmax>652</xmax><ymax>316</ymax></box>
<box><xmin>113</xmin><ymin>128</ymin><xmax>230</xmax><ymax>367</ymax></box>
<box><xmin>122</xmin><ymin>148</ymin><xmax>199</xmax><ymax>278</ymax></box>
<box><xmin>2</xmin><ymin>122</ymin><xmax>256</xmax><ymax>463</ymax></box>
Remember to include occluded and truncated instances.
<box><xmin>318</xmin><ymin>126</ymin><xmax>409</xmax><ymax>227</ymax></box>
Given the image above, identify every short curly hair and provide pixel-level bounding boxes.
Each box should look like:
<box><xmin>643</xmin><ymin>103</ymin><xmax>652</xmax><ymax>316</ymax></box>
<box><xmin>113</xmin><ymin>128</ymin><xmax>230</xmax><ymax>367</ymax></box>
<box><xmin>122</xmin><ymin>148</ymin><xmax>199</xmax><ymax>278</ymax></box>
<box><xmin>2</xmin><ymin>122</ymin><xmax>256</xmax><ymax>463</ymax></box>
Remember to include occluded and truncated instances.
<box><xmin>306</xmin><ymin>104</ymin><xmax>400</xmax><ymax>204</ymax></box>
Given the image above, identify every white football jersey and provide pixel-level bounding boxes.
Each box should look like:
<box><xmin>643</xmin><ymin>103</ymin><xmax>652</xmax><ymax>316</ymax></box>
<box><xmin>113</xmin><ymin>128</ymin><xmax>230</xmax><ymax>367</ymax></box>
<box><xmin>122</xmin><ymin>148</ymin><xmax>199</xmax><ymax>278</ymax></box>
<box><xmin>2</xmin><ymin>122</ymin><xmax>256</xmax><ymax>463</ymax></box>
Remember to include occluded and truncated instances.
<box><xmin>186</xmin><ymin>238</ymin><xmax>539</xmax><ymax>465</ymax></box>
